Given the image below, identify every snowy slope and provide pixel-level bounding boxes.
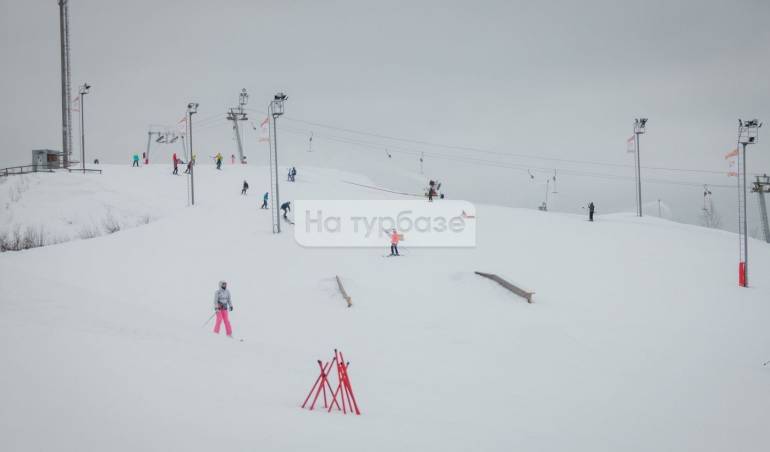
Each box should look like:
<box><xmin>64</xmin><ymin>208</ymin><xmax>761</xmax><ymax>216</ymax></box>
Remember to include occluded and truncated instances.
<box><xmin>1</xmin><ymin>164</ymin><xmax>769</xmax><ymax>452</ymax></box>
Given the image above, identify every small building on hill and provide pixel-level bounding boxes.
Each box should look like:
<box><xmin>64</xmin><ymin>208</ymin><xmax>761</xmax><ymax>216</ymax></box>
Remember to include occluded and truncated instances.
<box><xmin>32</xmin><ymin>149</ymin><xmax>63</xmax><ymax>170</ymax></box>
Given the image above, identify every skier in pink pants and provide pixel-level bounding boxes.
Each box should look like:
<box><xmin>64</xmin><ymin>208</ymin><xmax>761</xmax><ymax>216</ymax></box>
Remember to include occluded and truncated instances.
<box><xmin>213</xmin><ymin>280</ymin><xmax>233</xmax><ymax>336</ymax></box>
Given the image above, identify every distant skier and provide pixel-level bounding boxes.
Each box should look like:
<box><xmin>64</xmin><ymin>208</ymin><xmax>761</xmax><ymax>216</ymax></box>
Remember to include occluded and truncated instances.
<box><xmin>261</xmin><ymin>192</ymin><xmax>269</xmax><ymax>209</ymax></box>
<box><xmin>389</xmin><ymin>229</ymin><xmax>401</xmax><ymax>256</ymax></box>
<box><xmin>215</xmin><ymin>153</ymin><xmax>223</xmax><ymax>170</ymax></box>
<box><xmin>132</xmin><ymin>153</ymin><xmax>140</xmax><ymax>167</ymax></box>
<box><xmin>231</xmin><ymin>154</ymin><xmax>235</xmax><ymax>165</ymax></box>
<box><xmin>241</xmin><ymin>180</ymin><xmax>249</xmax><ymax>195</ymax></box>
<box><xmin>287</xmin><ymin>169</ymin><xmax>293</xmax><ymax>182</ymax></box>
<box><xmin>281</xmin><ymin>201</ymin><xmax>291</xmax><ymax>219</ymax></box>
<box><xmin>588</xmin><ymin>202</ymin><xmax>595</xmax><ymax>222</ymax></box>
<box><xmin>291</xmin><ymin>167</ymin><xmax>297</xmax><ymax>181</ymax></box>
<box><xmin>213</xmin><ymin>280</ymin><xmax>233</xmax><ymax>337</ymax></box>
<box><xmin>172</xmin><ymin>153</ymin><xmax>179</xmax><ymax>175</ymax></box>
<box><xmin>142</xmin><ymin>152</ymin><xmax>147</xmax><ymax>164</ymax></box>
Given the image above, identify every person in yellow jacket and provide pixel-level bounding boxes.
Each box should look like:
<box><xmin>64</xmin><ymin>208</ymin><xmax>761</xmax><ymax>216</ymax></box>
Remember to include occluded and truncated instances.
<box><xmin>215</xmin><ymin>153</ymin><xmax>223</xmax><ymax>170</ymax></box>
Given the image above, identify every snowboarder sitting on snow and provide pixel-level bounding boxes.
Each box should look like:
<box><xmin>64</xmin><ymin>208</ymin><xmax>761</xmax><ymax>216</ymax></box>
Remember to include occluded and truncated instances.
<box><xmin>281</xmin><ymin>201</ymin><xmax>291</xmax><ymax>219</ymax></box>
<box><xmin>213</xmin><ymin>280</ymin><xmax>233</xmax><ymax>337</ymax></box>
<box><xmin>389</xmin><ymin>228</ymin><xmax>401</xmax><ymax>256</ymax></box>
<box><xmin>261</xmin><ymin>192</ymin><xmax>269</xmax><ymax>209</ymax></box>
<box><xmin>588</xmin><ymin>202</ymin><xmax>595</xmax><ymax>222</ymax></box>
<box><xmin>241</xmin><ymin>180</ymin><xmax>249</xmax><ymax>195</ymax></box>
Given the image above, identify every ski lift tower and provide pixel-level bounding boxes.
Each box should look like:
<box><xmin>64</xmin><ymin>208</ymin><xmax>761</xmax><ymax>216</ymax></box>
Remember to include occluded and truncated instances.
<box><xmin>736</xmin><ymin>118</ymin><xmax>762</xmax><ymax>287</ymax></box>
<box><xmin>268</xmin><ymin>92</ymin><xmax>287</xmax><ymax>233</ymax></box>
<box><xmin>751</xmin><ymin>174</ymin><xmax>770</xmax><ymax>244</ymax></box>
<box><xmin>227</xmin><ymin>89</ymin><xmax>249</xmax><ymax>164</ymax></box>
<box><xmin>633</xmin><ymin>118</ymin><xmax>647</xmax><ymax>217</ymax></box>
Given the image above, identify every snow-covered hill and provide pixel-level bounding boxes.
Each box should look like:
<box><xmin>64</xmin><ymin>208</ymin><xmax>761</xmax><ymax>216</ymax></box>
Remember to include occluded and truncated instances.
<box><xmin>1</xmin><ymin>164</ymin><xmax>769</xmax><ymax>452</ymax></box>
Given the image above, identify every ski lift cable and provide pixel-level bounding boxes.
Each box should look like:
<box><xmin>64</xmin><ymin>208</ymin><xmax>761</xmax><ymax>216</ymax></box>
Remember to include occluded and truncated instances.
<box><xmin>266</xmin><ymin>114</ymin><xmax>742</xmax><ymax>176</ymax></box>
<box><xmin>280</xmin><ymin>128</ymin><xmax>737</xmax><ymax>190</ymax></box>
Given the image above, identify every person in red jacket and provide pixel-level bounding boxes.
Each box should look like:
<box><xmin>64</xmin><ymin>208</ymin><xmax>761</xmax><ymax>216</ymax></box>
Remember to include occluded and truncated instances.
<box><xmin>172</xmin><ymin>153</ymin><xmax>179</xmax><ymax>175</ymax></box>
<box><xmin>389</xmin><ymin>229</ymin><xmax>401</xmax><ymax>256</ymax></box>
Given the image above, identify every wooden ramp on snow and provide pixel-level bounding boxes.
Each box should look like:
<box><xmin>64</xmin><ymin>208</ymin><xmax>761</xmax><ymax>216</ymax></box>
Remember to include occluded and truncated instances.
<box><xmin>474</xmin><ymin>271</ymin><xmax>534</xmax><ymax>304</ymax></box>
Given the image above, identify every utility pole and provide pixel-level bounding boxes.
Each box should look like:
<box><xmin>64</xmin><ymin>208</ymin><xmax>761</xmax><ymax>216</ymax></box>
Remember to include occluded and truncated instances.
<box><xmin>58</xmin><ymin>0</ymin><xmax>74</xmax><ymax>168</ymax></box>
<box><xmin>752</xmin><ymin>174</ymin><xmax>770</xmax><ymax>243</ymax></box>
<box><xmin>736</xmin><ymin>118</ymin><xmax>762</xmax><ymax>287</ymax></box>
<box><xmin>78</xmin><ymin>83</ymin><xmax>90</xmax><ymax>173</ymax></box>
<box><xmin>227</xmin><ymin>89</ymin><xmax>249</xmax><ymax>164</ymax></box>
<box><xmin>633</xmin><ymin>118</ymin><xmax>647</xmax><ymax>217</ymax></box>
<box><xmin>187</xmin><ymin>103</ymin><xmax>199</xmax><ymax>206</ymax></box>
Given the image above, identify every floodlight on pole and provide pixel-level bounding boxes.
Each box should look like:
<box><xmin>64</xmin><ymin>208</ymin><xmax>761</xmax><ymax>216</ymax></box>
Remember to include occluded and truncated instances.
<box><xmin>736</xmin><ymin>118</ymin><xmax>761</xmax><ymax>287</ymax></box>
<box><xmin>187</xmin><ymin>102</ymin><xmax>199</xmax><ymax>206</ymax></box>
<box><xmin>78</xmin><ymin>83</ymin><xmax>90</xmax><ymax>173</ymax></box>
<box><xmin>268</xmin><ymin>92</ymin><xmax>287</xmax><ymax>233</ymax></box>
<box><xmin>633</xmin><ymin>118</ymin><xmax>647</xmax><ymax>217</ymax></box>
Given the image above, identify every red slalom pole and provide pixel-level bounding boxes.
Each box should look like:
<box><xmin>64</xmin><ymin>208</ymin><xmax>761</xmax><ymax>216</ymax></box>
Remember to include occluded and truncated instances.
<box><xmin>338</xmin><ymin>351</ymin><xmax>361</xmax><ymax>415</ymax></box>
<box><xmin>308</xmin><ymin>358</ymin><xmax>338</xmax><ymax>411</ymax></box>
<box><xmin>301</xmin><ymin>360</ymin><xmax>326</xmax><ymax>409</ymax></box>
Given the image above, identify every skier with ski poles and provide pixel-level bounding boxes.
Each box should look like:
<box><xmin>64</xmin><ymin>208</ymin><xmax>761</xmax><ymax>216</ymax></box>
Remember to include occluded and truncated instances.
<box><xmin>261</xmin><ymin>192</ymin><xmax>269</xmax><ymax>209</ymax></box>
<box><xmin>213</xmin><ymin>280</ymin><xmax>233</xmax><ymax>337</ymax></box>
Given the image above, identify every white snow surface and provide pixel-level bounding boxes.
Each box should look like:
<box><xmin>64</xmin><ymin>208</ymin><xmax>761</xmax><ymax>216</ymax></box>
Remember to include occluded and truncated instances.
<box><xmin>1</xmin><ymin>164</ymin><xmax>769</xmax><ymax>452</ymax></box>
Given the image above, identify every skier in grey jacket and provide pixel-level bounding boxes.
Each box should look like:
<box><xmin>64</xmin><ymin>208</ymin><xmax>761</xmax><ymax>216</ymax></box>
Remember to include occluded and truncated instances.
<box><xmin>213</xmin><ymin>280</ymin><xmax>233</xmax><ymax>336</ymax></box>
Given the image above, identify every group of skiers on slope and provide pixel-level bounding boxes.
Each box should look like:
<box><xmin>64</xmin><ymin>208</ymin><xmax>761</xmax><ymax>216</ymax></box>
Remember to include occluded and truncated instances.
<box><xmin>171</xmin><ymin>153</ymin><xmax>195</xmax><ymax>175</ymax></box>
<box><xmin>426</xmin><ymin>180</ymin><xmax>446</xmax><ymax>202</ymax></box>
<box><xmin>238</xmin><ymin>182</ymin><xmax>286</xmax><ymax>214</ymax></box>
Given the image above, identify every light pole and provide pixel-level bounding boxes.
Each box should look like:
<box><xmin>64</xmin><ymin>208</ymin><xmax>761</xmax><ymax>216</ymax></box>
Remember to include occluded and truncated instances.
<box><xmin>187</xmin><ymin>102</ymin><xmax>198</xmax><ymax>206</ymax></box>
<box><xmin>268</xmin><ymin>92</ymin><xmax>287</xmax><ymax>233</ymax></box>
<box><xmin>633</xmin><ymin>118</ymin><xmax>647</xmax><ymax>217</ymax></box>
<box><xmin>737</xmin><ymin>118</ymin><xmax>762</xmax><ymax>287</ymax></box>
<box><xmin>78</xmin><ymin>83</ymin><xmax>90</xmax><ymax>173</ymax></box>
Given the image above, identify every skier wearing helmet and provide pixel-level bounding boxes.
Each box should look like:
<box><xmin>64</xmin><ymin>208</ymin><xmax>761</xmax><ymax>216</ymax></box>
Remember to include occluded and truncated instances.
<box><xmin>213</xmin><ymin>280</ymin><xmax>233</xmax><ymax>337</ymax></box>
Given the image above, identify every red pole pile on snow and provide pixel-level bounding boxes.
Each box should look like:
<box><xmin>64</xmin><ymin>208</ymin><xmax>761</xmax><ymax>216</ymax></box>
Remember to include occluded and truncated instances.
<box><xmin>301</xmin><ymin>349</ymin><xmax>361</xmax><ymax>415</ymax></box>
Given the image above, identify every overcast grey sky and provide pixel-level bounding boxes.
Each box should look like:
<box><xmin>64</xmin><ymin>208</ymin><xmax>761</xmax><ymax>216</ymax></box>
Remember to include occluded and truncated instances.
<box><xmin>1</xmin><ymin>0</ymin><xmax>769</xmax><ymax>228</ymax></box>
